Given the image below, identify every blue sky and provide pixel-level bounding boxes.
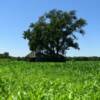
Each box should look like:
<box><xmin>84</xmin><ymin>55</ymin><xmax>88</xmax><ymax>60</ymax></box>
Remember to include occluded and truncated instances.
<box><xmin>0</xmin><ymin>0</ymin><xmax>100</xmax><ymax>57</ymax></box>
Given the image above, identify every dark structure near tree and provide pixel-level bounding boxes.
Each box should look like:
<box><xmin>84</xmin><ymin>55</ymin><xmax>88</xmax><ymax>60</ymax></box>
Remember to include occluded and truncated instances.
<box><xmin>24</xmin><ymin>9</ymin><xmax>86</xmax><ymax>61</ymax></box>
<box><xmin>26</xmin><ymin>51</ymin><xmax>66</xmax><ymax>62</ymax></box>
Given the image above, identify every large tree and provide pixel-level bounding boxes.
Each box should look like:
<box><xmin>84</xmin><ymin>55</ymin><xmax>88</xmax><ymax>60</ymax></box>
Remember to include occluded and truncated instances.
<box><xmin>24</xmin><ymin>9</ymin><xmax>86</xmax><ymax>58</ymax></box>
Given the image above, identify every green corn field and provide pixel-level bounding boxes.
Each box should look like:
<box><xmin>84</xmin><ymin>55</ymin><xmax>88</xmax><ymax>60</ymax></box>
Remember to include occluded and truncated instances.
<box><xmin>0</xmin><ymin>59</ymin><xmax>100</xmax><ymax>100</ymax></box>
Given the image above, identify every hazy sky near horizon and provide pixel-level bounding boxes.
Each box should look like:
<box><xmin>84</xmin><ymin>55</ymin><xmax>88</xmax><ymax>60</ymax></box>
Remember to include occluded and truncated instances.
<box><xmin>0</xmin><ymin>0</ymin><xmax>100</xmax><ymax>57</ymax></box>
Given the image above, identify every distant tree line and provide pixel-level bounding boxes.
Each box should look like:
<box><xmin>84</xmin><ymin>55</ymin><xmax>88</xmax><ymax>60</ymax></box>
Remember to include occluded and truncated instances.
<box><xmin>66</xmin><ymin>57</ymin><xmax>100</xmax><ymax>61</ymax></box>
<box><xmin>0</xmin><ymin>53</ymin><xmax>100</xmax><ymax>61</ymax></box>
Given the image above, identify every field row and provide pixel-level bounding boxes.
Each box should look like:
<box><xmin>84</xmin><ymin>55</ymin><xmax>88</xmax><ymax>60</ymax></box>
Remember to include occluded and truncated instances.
<box><xmin>0</xmin><ymin>59</ymin><xmax>100</xmax><ymax>100</ymax></box>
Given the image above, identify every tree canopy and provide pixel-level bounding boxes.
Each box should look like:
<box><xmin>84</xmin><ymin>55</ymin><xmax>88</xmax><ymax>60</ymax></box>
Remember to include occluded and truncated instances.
<box><xmin>24</xmin><ymin>9</ymin><xmax>86</xmax><ymax>58</ymax></box>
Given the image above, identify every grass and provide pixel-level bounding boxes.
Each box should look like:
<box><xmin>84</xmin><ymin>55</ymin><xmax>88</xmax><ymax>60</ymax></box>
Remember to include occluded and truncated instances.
<box><xmin>0</xmin><ymin>59</ymin><xmax>100</xmax><ymax>100</ymax></box>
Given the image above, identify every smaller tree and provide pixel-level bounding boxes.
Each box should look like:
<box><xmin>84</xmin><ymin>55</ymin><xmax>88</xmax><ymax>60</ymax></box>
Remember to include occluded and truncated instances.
<box><xmin>24</xmin><ymin>9</ymin><xmax>86</xmax><ymax>58</ymax></box>
<box><xmin>4</xmin><ymin>52</ymin><xmax>9</xmax><ymax>58</ymax></box>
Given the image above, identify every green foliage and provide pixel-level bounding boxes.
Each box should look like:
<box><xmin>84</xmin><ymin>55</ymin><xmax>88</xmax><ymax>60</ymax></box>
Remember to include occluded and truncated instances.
<box><xmin>0</xmin><ymin>52</ymin><xmax>10</xmax><ymax>58</ymax></box>
<box><xmin>0</xmin><ymin>59</ymin><xmax>100</xmax><ymax>100</ymax></box>
<box><xmin>23</xmin><ymin>9</ymin><xmax>86</xmax><ymax>57</ymax></box>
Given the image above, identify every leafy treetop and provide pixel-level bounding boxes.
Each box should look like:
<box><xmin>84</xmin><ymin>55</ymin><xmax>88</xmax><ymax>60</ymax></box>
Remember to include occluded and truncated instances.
<box><xmin>24</xmin><ymin>9</ymin><xmax>86</xmax><ymax>58</ymax></box>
